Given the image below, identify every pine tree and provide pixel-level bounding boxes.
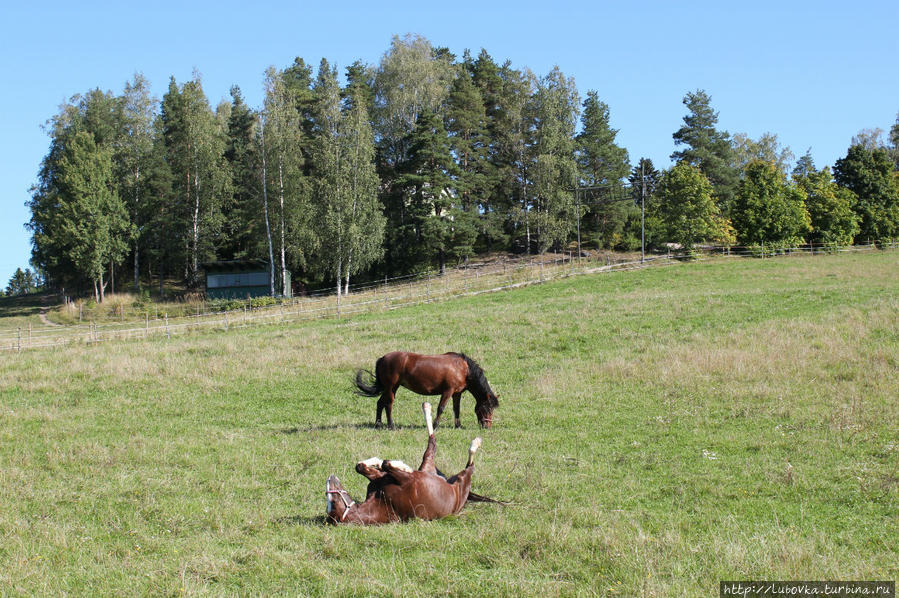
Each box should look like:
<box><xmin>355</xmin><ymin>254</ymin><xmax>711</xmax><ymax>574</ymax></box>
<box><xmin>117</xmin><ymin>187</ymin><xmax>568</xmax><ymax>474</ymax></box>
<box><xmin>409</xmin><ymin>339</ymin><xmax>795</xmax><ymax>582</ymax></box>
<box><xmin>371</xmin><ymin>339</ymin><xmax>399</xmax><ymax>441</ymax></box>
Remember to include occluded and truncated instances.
<box><xmin>672</xmin><ymin>90</ymin><xmax>739</xmax><ymax>213</ymax></box>
<box><xmin>398</xmin><ymin>109</ymin><xmax>472</xmax><ymax>274</ymax></box>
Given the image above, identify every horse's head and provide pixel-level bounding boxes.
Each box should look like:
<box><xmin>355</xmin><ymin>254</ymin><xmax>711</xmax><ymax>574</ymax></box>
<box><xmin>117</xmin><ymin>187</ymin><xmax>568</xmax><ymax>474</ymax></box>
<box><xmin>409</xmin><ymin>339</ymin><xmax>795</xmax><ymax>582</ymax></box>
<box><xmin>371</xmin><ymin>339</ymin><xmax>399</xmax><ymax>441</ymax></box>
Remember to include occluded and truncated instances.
<box><xmin>475</xmin><ymin>392</ymin><xmax>499</xmax><ymax>429</ymax></box>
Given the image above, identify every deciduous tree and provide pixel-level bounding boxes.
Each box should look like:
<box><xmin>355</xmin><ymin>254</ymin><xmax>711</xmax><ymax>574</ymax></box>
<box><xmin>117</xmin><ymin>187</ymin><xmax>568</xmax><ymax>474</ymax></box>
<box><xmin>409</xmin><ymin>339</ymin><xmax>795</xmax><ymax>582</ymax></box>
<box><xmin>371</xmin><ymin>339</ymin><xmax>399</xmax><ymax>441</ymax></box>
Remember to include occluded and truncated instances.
<box><xmin>834</xmin><ymin>145</ymin><xmax>899</xmax><ymax>242</ymax></box>
<box><xmin>731</xmin><ymin>160</ymin><xmax>811</xmax><ymax>247</ymax></box>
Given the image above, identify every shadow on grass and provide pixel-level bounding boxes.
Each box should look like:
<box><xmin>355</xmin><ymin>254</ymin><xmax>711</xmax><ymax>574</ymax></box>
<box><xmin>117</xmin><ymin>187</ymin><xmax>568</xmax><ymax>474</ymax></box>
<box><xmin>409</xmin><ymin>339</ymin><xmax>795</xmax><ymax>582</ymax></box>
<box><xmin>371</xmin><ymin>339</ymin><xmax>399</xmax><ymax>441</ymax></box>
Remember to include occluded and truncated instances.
<box><xmin>278</xmin><ymin>423</ymin><xmax>424</xmax><ymax>433</ymax></box>
<box><xmin>274</xmin><ymin>514</ymin><xmax>327</xmax><ymax>526</ymax></box>
<box><xmin>0</xmin><ymin>293</ymin><xmax>53</xmax><ymax>319</ymax></box>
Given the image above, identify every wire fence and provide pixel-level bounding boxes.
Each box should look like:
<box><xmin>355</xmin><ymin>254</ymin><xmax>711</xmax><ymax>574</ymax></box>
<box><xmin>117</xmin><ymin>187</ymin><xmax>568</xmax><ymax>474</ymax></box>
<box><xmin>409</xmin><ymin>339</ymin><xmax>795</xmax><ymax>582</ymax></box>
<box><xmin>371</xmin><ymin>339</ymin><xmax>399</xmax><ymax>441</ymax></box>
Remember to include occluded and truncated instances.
<box><xmin>2</xmin><ymin>242</ymin><xmax>895</xmax><ymax>352</ymax></box>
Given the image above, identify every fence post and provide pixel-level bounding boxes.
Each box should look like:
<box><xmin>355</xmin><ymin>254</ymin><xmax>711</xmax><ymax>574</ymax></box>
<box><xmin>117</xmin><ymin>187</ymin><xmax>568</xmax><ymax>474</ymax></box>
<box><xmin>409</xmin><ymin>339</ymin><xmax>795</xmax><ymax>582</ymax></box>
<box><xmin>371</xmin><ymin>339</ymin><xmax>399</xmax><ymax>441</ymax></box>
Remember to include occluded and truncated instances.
<box><xmin>165</xmin><ymin>313</ymin><xmax>169</xmax><ymax>338</ymax></box>
<box><xmin>17</xmin><ymin>327</ymin><xmax>21</xmax><ymax>352</ymax></box>
<box><xmin>146</xmin><ymin>313</ymin><xmax>149</xmax><ymax>338</ymax></box>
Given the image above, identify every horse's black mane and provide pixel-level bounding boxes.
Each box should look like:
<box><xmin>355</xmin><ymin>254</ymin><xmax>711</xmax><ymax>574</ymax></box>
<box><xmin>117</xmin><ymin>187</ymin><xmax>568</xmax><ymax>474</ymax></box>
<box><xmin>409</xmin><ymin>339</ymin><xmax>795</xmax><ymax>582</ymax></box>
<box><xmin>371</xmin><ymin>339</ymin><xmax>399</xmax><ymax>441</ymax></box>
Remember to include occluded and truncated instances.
<box><xmin>454</xmin><ymin>353</ymin><xmax>499</xmax><ymax>409</ymax></box>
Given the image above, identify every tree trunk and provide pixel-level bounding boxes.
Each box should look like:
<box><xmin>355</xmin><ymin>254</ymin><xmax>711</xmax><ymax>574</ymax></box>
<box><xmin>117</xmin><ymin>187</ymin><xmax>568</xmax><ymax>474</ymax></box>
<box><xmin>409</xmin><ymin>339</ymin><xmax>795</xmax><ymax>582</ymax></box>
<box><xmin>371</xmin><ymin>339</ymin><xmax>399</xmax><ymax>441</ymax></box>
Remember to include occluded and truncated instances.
<box><xmin>99</xmin><ymin>271</ymin><xmax>105</xmax><ymax>303</ymax></box>
<box><xmin>278</xmin><ymin>156</ymin><xmax>287</xmax><ymax>297</ymax></box>
<box><xmin>134</xmin><ymin>242</ymin><xmax>140</xmax><ymax>292</ymax></box>
<box><xmin>133</xmin><ymin>165</ymin><xmax>141</xmax><ymax>292</ymax></box>
<box><xmin>336</xmin><ymin>256</ymin><xmax>342</xmax><ymax>299</ymax></box>
<box><xmin>191</xmin><ymin>166</ymin><xmax>201</xmax><ymax>288</ymax></box>
<box><xmin>260</xmin><ymin>114</ymin><xmax>275</xmax><ymax>296</ymax></box>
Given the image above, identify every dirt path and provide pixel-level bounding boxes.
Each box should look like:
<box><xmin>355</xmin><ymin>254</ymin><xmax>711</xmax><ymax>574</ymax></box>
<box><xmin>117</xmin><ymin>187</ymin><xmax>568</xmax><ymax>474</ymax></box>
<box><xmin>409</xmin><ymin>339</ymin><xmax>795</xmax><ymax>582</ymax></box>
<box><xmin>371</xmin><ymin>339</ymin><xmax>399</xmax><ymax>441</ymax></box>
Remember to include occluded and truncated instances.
<box><xmin>39</xmin><ymin>296</ymin><xmax>62</xmax><ymax>327</ymax></box>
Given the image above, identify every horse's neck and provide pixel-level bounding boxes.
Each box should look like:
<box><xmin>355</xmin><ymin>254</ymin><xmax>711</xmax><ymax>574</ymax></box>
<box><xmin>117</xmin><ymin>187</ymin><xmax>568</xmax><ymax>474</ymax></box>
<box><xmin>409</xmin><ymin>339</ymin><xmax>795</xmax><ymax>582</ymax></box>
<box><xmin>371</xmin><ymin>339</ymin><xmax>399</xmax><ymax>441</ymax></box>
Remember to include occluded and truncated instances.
<box><xmin>346</xmin><ymin>497</ymin><xmax>396</xmax><ymax>524</ymax></box>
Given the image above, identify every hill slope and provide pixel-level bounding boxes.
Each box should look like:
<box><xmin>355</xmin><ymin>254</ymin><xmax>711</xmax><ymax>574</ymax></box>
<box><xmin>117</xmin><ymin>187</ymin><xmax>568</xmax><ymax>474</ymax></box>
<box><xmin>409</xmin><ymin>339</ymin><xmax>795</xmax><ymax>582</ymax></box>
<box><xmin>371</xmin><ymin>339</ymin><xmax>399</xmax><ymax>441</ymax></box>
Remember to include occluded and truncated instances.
<box><xmin>1</xmin><ymin>251</ymin><xmax>897</xmax><ymax>595</ymax></box>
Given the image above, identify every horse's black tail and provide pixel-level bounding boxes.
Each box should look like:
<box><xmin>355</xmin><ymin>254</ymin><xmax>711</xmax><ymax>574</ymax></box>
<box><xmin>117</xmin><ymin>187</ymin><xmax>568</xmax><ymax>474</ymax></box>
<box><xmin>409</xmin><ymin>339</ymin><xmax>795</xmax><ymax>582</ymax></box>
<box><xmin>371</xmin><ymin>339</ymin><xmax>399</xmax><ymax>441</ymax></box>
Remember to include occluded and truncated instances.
<box><xmin>354</xmin><ymin>361</ymin><xmax>383</xmax><ymax>397</ymax></box>
<box><xmin>467</xmin><ymin>491</ymin><xmax>508</xmax><ymax>505</ymax></box>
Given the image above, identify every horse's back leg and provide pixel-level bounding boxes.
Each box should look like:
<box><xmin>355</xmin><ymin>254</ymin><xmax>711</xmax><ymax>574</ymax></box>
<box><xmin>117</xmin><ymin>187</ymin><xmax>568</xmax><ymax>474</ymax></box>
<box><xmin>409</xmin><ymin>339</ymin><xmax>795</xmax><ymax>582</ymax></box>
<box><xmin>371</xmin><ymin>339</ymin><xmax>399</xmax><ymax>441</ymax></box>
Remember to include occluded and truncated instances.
<box><xmin>376</xmin><ymin>383</ymin><xmax>399</xmax><ymax>429</ymax></box>
<box><xmin>418</xmin><ymin>403</ymin><xmax>438</xmax><ymax>474</ymax></box>
<box><xmin>452</xmin><ymin>392</ymin><xmax>463</xmax><ymax>428</ymax></box>
<box><xmin>446</xmin><ymin>438</ymin><xmax>481</xmax><ymax>487</ymax></box>
<box><xmin>467</xmin><ymin>437</ymin><xmax>482</xmax><ymax>468</ymax></box>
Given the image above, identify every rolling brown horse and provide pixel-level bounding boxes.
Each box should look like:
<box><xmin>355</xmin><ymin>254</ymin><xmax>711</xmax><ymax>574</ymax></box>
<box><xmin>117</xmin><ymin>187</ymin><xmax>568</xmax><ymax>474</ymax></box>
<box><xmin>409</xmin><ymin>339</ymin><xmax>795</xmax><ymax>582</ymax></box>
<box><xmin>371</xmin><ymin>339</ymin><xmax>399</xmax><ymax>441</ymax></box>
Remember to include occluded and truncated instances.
<box><xmin>326</xmin><ymin>402</ymin><xmax>482</xmax><ymax>525</ymax></box>
<box><xmin>354</xmin><ymin>351</ymin><xmax>499</xmax><ymax>429</ymax></box>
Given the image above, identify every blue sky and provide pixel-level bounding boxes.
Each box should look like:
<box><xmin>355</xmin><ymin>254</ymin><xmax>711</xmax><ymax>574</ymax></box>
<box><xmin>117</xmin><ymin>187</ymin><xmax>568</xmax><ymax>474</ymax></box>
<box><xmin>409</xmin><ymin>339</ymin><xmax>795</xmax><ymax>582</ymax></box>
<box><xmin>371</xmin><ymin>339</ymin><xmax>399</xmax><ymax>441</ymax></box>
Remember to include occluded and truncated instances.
<box><xmin>2</xmin><ymin>0</ymin><xmax>897</xmax><ymax>287</ymax></box>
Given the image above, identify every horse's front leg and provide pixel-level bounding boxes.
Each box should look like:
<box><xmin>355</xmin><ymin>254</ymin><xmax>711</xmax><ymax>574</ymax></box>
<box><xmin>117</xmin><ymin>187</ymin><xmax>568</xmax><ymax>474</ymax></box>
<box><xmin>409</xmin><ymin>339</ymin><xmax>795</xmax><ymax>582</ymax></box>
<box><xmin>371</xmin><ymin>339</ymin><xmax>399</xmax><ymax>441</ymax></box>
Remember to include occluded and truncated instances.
<box><xmin>452</xmin><ymin>392</ymin><xmax>463</xmax><ymax>428</ymax></box>
<box><xmin>433</xmin><ymin>392</ymin><xmax>452</xmax><ymax>429</ymax></box>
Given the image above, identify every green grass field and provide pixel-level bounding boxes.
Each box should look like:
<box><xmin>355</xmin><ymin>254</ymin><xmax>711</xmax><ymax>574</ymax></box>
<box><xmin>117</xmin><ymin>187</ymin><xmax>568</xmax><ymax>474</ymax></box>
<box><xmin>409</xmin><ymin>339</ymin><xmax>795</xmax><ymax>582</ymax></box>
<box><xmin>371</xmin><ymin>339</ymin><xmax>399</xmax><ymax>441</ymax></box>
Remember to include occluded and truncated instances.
<box><xmin>1</xmin><ymin>251</ymin><xmax>897</xmax><ymax>596</ymax></box>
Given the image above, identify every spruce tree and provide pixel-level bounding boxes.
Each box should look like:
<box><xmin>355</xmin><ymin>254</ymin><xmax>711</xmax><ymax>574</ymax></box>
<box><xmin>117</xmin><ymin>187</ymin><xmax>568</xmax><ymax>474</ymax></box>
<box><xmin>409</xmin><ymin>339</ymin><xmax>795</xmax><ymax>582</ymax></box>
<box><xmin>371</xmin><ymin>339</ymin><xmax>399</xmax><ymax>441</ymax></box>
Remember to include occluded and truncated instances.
<box><xmin>576</xmin><ymin>90</ymin><xmax>631</xmax><ymax>248</ymax></box>
<box><xmin>834</xmin><ymin>145</ymin><xmax>899</xmax><ymax>242</ymax></box>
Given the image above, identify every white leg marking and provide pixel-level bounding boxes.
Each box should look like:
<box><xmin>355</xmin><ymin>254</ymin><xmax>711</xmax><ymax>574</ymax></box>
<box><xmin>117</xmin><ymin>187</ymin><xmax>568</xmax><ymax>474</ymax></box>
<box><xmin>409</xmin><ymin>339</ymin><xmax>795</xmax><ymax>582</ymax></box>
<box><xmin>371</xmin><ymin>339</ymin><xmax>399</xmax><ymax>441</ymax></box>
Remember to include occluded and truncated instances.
<box><xmin>422</xmin><ymin>402</ymin><xmax>434</xmax><ymax>435</ymax></box>
<box><xmin>358</xmin><ymin>457</ymin><xmax>383</xmax><ymax>469</ymax></box>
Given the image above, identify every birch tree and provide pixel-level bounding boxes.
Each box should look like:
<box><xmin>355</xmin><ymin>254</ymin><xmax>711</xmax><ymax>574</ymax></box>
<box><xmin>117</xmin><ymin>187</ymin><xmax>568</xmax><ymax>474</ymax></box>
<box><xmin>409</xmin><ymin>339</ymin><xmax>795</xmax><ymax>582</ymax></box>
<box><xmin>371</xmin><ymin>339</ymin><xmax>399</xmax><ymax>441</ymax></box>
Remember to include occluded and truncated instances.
<box><xmin>160</xmin><ymin>74</ymin><xmax>228</xmax><ymax>287</ymax></box>
<box><xmin>117</xmin><ymin>73</ymin><xmax>157</xmax><ymax>291</ymax></box>
<box><xmin>263</xmin><ymin>66</ymin><xmax>307</xmax><ymax>295</ymax></box>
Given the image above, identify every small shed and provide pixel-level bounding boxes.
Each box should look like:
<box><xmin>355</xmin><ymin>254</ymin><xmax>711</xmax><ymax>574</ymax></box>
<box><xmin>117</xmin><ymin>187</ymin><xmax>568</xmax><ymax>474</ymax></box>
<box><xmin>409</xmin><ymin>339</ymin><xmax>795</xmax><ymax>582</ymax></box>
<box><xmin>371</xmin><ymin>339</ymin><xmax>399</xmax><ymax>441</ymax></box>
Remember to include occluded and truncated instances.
<box><xmin>203</xmin><ymin>259</ymin><xmax>284</xmax><ymax>299</ymax></box>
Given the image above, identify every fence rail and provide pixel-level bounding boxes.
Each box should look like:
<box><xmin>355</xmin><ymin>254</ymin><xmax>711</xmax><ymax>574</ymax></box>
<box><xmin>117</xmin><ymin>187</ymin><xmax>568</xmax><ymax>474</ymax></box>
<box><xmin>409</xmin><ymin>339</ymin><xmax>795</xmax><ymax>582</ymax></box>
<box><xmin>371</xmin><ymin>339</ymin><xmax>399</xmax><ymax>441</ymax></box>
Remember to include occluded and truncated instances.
<box><xmin>2</xmin><ymin>242</ymin><xmax>895</xmax><ymax>352</ymax></box>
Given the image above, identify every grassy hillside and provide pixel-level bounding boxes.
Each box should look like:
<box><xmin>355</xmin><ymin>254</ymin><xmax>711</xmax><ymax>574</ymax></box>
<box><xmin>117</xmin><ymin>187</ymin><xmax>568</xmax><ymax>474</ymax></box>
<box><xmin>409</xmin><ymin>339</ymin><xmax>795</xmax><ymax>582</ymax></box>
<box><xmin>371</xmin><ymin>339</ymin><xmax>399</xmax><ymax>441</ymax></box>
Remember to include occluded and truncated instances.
<box><xmin>1</xmin><ymin>251</ymin><xmax>897</xmax><ymax>596</ymax></box>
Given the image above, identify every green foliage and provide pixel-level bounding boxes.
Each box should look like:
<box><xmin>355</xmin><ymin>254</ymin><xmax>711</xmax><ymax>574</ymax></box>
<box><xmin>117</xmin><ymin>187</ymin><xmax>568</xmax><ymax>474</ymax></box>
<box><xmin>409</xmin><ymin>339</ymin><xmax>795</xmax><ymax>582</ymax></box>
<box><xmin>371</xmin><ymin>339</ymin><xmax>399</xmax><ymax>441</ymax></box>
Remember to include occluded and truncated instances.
<box><xmin>671</xmin><ymin>90</ymin><xmax>739</xmax><ymax>213</ymax></box>
<box><xmin>794</xmin><ymin>167</ymin><xmax>860</xmax><ymax>245</ymax></box>
<box><xmin>576</xmin><ymin>91</ymin><xmax>631</xmax><ymax>248</ymax></box>
<box><xmin>833</xmin><ymin>144</ymin><xmax>899</xmax><ymax>242</ymax></box>
<box><xmin>654</xmin><ymin>162</ymin><xmax>733</xmax><ymax>251</ymax></box>
<box><xmin>731</xmin><ymin>132</ymin><xmax>794</xmax><ymax>175</ymax></box>
<box><xmin>396</xmin><ymin>109</ymin><xmax>472</xmax><ymax>273</ymax></box>
<box><xmin>310</xmin><ymin>60</ymin><xmax>385</xmax><ymax>291</ymax></box>
<box><xmin>57</xmin><ymin>131</ymin><xmax>133</xmax><ymax>299</ymax></box>
<box><xmin>530</xmin><ymin>67</ymin><xmax>579</xmax><ymax>254</ymax></box>
<box><xmin>732</xmin><ymin>160</ymin><xmax>811</xmax><ymax>247</ymax></box>
<box><xmin>160</xmin><ymin>75</ymin><xmax>230</xmax><ymax>288</ymax></box>
<box><xmin>5</xmin><ymin>268</ymin><xmax>42</xmax><ymax>296</ymax></box>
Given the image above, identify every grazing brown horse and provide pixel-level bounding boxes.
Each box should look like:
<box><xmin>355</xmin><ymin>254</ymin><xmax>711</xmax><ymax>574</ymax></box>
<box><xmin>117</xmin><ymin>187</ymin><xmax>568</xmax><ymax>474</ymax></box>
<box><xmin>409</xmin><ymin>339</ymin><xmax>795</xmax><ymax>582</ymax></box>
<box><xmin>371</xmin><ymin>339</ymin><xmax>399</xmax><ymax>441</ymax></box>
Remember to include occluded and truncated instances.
<box><xmin>326</xmin><ymin>402</ymin><xmax>482</xmax><ymax>525</ymax></box>
<box><xmin>354</xmin><ymin>351</ymin><xmax>499</xmax><ymax>429</ymax></box>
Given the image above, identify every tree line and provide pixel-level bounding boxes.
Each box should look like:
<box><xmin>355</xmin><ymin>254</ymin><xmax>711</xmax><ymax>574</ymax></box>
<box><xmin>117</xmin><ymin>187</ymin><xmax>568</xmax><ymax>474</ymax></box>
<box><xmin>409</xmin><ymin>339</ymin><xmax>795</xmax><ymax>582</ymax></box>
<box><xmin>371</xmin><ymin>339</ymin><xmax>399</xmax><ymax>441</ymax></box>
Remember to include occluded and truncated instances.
<box><xmin>26</xmin><ymin>34</ymin><xmax>899</xmax><ymax>302</ymax></box>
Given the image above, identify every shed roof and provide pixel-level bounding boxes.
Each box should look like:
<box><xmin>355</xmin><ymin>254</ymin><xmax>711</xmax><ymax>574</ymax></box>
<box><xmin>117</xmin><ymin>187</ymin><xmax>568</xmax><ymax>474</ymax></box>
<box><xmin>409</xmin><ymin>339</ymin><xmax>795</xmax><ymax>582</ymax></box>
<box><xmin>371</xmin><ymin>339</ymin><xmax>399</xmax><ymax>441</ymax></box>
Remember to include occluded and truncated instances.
<box><xmin>201</xmin><ymin>259</ymin><xmax>270</xmax><ymax>273</ymax></box>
